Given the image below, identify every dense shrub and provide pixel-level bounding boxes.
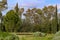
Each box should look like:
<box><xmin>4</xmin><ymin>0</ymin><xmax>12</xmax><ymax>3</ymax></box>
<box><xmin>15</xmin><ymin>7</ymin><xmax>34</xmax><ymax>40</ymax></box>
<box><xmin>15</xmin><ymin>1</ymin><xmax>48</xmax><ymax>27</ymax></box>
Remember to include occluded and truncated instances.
<box><xmin>0</xmin><ymin>32</ymin><xmax>19</xmax><ymax>40</ymax></box>
<box><xmin>33</xmin><ymin>32</ymin><xmax>46</xmax><ymax>37</ymax></box>
<box><xmin>52</xmin><ymin>31</ymin><xmax>60</xmax><ymax>40</ymax></box>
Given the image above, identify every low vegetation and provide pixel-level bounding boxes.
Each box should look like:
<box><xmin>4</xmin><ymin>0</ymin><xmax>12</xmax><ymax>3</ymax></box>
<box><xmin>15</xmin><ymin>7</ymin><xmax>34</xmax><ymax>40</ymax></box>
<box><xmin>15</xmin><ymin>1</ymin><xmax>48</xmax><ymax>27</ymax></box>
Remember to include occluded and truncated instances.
<box><xmin>16</xmin><ymin>32</ymin><xmax>54</xmax><ymax>40</ymax></box>
<box><xmin>1</xmin><ymin>31</ymin><xmax>60</xmax><ymax>40</ymax></box>
<box><xmin>0</xmin><ymin>32</ymin><xmax>19</xmax><ymax>40</ymax></box>
<box><xmin>18</xmin><ymin>34</ymin><xmax>54</xmax><ymax>40</ymax></box>
<box><xmin>52</xmin><ymin>31</ymin><xmax>60</xmax><ymax>40</ymax></box>
<box><xmin>33</xmin><ymin>32</ymin><xmax>47</xmax><ymax>37</ymax></box>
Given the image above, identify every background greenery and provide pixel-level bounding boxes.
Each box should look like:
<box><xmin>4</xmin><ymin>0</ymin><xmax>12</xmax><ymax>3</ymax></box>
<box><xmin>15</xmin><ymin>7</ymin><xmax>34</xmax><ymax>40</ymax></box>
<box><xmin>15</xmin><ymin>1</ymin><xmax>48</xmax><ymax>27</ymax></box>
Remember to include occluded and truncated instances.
<box><xmin>0</xmin><ymin>4</ymin><xmax>60</xmax><ymax>34</ymax></box>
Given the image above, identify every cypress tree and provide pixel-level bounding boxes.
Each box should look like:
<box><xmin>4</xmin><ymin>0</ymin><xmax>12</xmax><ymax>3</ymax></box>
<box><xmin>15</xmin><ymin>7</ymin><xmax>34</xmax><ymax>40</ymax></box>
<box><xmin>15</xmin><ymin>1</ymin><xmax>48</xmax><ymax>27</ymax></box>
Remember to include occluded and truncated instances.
<box><xmin>0</xmin><ymin>11</ymin><xmax>2</xmax><ymax>31</ymax></box>
<box><xmin>14</xmin><ymin>3</ymin><xmax>19</xmax><ymax>13</ymax></box>
<box><xmin>55</xmin><ymin>5</ymin><xmax>59</xmax><ymax>31</ymax></box>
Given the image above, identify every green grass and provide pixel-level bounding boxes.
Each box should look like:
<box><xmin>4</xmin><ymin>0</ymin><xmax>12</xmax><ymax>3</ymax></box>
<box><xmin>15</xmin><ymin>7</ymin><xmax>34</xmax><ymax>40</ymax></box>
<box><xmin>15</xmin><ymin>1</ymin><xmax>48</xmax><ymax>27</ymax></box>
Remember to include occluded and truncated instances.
<box><xmin>0</xmin><ymin>32</ymin><xmax>19</xmax><ymax>40</ymax></box>
<box><xmin>18</xmin><ymin>34</ymin><xmax>54</xmax><ymax>40</ymax></box>
<box><xmin>0</xmin><ymin>32</ymin><xmax>54</xmax><ymax>40</ymax></box>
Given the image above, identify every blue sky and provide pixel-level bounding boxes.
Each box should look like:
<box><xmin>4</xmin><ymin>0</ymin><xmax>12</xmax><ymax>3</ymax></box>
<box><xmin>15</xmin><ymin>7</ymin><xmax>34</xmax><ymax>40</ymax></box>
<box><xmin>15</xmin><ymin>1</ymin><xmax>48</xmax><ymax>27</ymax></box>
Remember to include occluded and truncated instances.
<box><xmin>2</xmin><ymin>0</ymin><xmax>60</xmax><ymax>15</ymax></box>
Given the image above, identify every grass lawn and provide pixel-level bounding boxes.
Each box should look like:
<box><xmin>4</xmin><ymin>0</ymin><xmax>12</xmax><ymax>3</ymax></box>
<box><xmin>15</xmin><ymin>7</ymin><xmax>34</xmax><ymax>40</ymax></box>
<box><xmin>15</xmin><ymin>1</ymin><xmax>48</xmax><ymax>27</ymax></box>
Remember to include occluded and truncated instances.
<box><xmin>0</xmin><ymin>32</ymin><xmax>54</xmax><ymax>40</ymax></box>
<box><xmin>17</xmin><ymin>34</ymin><xmax>54</xmax><ymax>40</ymax></box>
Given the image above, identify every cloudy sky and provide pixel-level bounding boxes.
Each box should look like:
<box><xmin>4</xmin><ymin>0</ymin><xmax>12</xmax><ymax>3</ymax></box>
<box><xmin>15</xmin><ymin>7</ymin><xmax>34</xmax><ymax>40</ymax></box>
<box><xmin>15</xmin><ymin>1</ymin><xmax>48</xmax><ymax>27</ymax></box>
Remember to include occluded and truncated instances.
<box><xmin>2</xmin><ymin>0</ymin><xmax>60</xmax><ymax>15</ymax></box>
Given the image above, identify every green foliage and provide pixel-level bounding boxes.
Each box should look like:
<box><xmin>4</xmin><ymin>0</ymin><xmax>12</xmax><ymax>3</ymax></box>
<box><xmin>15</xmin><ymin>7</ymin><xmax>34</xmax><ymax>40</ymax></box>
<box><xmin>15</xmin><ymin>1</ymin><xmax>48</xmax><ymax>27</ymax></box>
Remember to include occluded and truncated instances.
<box><xmin>52</xmin><ymin>31</ymin><xmax>60</xmax><ymax>40</ymax></box>
<box><xmin>33</xmin><ymin>32</ymin><xmax>46</xmax><ymax>37</ymax></box>
<box><xmin>0</xmin><ymin>32</ymin><xmax>19</xmax><ymax>40</ymax></box>
<box><xmin>5</xmin><ymin>35</ymin><xmax>19</xmax><ymax>40</ymax></box>
<box><xmin>3</xmin><ymin>10</ymin><xmax>21</xmax><ymax>32</ymax></box>
<box><xmin>33</xmin><ymin>32</ymin><xmax>41</xmax><ymax>37</ymax></box>
<box><xmin>1</xmin><ymin>5</ymin><xmax>59</xmax><ymax>33</ymax></box>
<box><xmin>36</xmin><ymin>9</ymin><xmax>42</xmax><ymax>15</ymax></box>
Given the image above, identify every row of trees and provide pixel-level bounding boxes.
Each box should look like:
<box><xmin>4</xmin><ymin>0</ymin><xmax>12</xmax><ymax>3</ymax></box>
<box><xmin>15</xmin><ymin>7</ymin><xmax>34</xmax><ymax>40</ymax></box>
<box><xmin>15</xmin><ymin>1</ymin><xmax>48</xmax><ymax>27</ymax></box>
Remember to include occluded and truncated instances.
<box><xmin>20</xmin><ymin>5</ymin><xmax>59</xmax><ymax>33</ymax></box>
<box><xmin>0</xmin><ymin>3</ymin><xmax>60</xmax><ymax>33</ymax></box>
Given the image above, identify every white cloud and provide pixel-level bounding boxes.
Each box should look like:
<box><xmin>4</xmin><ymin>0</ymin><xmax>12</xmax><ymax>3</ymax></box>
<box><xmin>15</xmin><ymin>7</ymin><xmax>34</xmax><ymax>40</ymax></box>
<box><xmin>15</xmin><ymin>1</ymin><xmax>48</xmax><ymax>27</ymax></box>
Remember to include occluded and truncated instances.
<box><xmin>18</xmin><ymin>0</ymin><xmax>45</xmax><ymax>8</ymax></box>
<box><xmin>57</xmin><ymin>4</ymin><xmax>60</xmax><ymax>10</ymax></box>
<box><xmin>57</xmin><ymin>4</ymin><xmax>60</xmax><ymax>13</ymax></box>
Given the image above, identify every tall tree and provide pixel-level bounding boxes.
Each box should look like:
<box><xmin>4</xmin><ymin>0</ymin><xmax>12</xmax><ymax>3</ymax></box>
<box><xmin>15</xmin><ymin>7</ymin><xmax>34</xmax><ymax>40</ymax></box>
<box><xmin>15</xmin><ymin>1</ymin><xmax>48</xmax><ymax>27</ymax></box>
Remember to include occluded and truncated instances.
<box><xmin>3</xmin><ymin>10</ymin><xmax>21</xmax><ymax>32</ymax></box>
<box><xmin>14</xmin><ymin>3</ymin><xmax>19</xmax><ymax>13</ymax></box>
<box><xmin>0</xmin><ymin>11</ymin><xmax>2</xmax><ymax>31</ymax></box>
<box><xmin>0</xmin><ymin>0</ymin><xmax>7</xmax><ymax>31</ymax></box>
<box><xmin>42</xmin><ymin>6</ymin><xmax>56</xmax><ymax>33</ymax></box>
<box><xmin>58</xmin><ymin>14</ymin><xmax>60</xmax><ymax>30</ymax></box>
<box><xmin>55</xmin><ymin>5</ymin><xmax>58</xmax><ymax>31</ymax></box>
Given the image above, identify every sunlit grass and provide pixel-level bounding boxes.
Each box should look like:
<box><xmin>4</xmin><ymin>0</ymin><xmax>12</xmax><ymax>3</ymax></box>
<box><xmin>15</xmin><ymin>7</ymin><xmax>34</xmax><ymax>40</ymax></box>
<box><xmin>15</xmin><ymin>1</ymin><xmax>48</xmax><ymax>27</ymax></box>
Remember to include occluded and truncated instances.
<box><xmin>18</xmin><ymin>34</ymin><xmax>54</xmax><ymax>40</ymax></box>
